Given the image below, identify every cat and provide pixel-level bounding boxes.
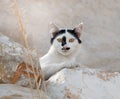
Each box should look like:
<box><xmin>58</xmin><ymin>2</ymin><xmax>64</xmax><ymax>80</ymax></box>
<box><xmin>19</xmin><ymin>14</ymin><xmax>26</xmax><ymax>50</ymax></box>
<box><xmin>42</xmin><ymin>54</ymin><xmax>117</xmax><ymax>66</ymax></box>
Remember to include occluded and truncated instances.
<box><xmin>39</xmin><ymin>22</ymin><xmax>83</xmax><ymax>80</ymax></box>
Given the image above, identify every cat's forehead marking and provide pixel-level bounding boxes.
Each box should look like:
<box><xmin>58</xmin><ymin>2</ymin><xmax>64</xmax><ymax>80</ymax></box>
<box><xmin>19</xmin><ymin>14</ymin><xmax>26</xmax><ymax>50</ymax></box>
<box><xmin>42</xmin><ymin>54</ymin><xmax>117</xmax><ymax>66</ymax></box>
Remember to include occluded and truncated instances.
<box><xmin>57</xmin><ymin>31</ymin><xmax>73</xmax><ymax>38</ymax></box>
<box><xmin>50</xmin><ymin>29</ymin><xmax>82</xmax><ymax>44</ymax></box>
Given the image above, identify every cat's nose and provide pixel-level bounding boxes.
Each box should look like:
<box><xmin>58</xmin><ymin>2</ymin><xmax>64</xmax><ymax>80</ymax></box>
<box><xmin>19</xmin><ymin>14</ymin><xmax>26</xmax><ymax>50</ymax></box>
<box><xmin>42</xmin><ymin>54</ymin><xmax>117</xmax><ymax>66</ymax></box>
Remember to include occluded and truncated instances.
<box><xmin>62</xmin><ymin>46</ymin><xmax>70</xmax><ymax>50</ymax></box>
<box><xmin>63</xmin><ymin>45</ymin><xmax>67</xmax><ymax>49</ymax></box>
<box><xmin>66</xmin><ymin>47</ymin><xmax>70</xmax><ymax>50</ymax></box>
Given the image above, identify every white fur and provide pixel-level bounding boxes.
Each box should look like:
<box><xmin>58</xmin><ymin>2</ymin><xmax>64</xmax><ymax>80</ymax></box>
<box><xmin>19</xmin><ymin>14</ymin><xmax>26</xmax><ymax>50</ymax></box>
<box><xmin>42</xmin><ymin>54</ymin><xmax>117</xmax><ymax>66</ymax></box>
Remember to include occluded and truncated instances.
<box><xmin>53</xmin><ymin>31</ymin><xmax>79</xmax><ymax>55</ymax></box>
<box><xmin>39</xmin><ymin>23</ymin><xmax>83</xmax><ymax>80</ymax></box>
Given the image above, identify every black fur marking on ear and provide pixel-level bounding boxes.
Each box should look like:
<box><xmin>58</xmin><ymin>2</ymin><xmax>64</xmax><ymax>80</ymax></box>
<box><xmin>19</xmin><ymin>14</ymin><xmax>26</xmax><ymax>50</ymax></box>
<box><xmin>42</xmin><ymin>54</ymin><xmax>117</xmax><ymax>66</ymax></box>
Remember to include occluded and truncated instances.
<box><xmin>67</xmin><ymin>29</ymin><xmax>82</xmax><ymax>44</ymax></box>
<box><xmin>51</xmin><ymin>29</ymin><xmax>66</xmax><ymax>44</ymax></box>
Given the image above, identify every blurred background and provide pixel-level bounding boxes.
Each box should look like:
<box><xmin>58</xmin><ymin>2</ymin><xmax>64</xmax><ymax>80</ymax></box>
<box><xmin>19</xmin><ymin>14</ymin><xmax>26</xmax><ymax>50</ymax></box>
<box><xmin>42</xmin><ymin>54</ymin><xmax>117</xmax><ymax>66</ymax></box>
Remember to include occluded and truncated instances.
<box><xmin>0</xmin><ymin>0</ymin><xmax>120</xmax><ymax>71</ymax></box>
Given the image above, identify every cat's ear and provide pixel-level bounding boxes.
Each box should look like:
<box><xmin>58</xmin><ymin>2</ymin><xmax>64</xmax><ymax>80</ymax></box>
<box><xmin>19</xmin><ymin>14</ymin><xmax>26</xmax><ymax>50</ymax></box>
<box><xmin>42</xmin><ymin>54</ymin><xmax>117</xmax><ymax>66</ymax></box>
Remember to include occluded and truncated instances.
<box><xmin>74</xmin><ymin>22</ymin><xmax>83</xmax><ymax>38</ymax></box>
<box><xmin>49</xmin><ymin>22</ymin><xmax>59</xmax><ymax>38</ymax></box>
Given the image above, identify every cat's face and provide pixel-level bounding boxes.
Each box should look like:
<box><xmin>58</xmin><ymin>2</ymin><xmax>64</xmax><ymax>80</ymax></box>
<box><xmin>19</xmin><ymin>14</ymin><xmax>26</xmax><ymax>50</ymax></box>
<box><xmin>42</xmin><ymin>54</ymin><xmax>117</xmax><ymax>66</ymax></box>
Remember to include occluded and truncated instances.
<box><xmin>49</xmin><ymin>23</ymin><xmax>83</xmax><ymax>56</ymax></box>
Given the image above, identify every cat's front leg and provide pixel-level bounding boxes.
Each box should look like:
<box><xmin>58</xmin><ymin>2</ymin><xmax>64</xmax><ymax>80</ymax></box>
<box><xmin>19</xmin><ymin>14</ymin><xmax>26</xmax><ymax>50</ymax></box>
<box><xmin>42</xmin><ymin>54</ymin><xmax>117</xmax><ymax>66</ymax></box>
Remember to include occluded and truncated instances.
<box><xmin>41</xmin><ymin>62</ymin><xmax>68</xmax><ymax>80</ymax></box>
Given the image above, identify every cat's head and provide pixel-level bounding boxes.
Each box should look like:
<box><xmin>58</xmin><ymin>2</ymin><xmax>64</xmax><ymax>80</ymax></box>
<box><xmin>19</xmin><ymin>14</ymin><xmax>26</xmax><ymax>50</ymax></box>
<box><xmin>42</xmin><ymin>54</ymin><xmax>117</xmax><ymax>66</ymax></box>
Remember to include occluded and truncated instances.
<box><xmin>49</xmin><ymin>22</ymin><xmax>83</xmax><ymax>56</ymax></box>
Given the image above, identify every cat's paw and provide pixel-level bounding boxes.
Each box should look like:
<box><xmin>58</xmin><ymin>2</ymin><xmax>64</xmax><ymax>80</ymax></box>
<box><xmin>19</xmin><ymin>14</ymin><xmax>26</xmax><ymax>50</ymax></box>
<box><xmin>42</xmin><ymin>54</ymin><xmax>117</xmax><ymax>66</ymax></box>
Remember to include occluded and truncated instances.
<box><xmin>65</xmin><ymin>62</ymin><xmax>79</xmax><ymax>69</ymax></box>
<box><xmin>60</xmin><ymin>61</ymin><xmax>80</xmax><ymax>69</ymax></box>
<box><xmin>70</xmin><ymin>63</ymin><xmax>79</xmax><ymax>68</ymax></box>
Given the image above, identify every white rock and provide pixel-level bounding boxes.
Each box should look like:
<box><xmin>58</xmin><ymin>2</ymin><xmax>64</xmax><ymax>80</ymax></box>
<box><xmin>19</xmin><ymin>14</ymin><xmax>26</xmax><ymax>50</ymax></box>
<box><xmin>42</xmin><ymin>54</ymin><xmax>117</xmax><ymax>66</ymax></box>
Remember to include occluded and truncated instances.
<box><xmin>0</xmin><ymin>84</ymin><xmax>50</xmax><ymax>99</ymax></box>
<box><xmin>0</xmin><ymin>33</ymin><xmax>41</xmax><ymax>87</ymax></box>
<box><xmin>46</xmin><ymin>68</ymin><xmax>120</xmax><ymax>99</ymax></box>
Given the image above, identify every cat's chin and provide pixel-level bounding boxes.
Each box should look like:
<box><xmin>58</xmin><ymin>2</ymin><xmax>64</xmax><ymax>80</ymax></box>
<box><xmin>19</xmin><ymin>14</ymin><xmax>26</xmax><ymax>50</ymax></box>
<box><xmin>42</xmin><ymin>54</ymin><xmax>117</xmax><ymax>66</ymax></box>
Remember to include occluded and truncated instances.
<box><xmin>58</xmin><ymin>50</ymin><xmax>72</xmax><ymax>56</ymax></box>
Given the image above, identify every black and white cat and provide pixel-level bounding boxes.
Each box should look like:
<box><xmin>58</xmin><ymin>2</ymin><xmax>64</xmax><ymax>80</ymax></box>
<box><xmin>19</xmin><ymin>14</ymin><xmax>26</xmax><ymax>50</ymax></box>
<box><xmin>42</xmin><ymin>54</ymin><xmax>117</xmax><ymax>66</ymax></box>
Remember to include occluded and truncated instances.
<box><xmin>40</xmin><ymin>22</ymin><xmax>83</xmax><ymax>80</ymax></box>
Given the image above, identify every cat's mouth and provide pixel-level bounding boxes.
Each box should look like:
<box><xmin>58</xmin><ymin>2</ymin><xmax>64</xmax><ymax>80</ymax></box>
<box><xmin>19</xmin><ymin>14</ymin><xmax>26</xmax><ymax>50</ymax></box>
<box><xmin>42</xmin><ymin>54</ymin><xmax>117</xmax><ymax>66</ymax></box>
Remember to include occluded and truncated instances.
<box><xmin>61</xmin><ymin>47</ymin><xmax>70</xmax><ymax>51</ymax></box>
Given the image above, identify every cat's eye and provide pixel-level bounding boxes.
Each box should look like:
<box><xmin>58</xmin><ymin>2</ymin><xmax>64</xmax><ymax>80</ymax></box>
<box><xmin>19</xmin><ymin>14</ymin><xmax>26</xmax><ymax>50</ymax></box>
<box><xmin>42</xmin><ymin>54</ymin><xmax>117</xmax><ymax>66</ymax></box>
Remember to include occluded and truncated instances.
<box><xmin>57</xmin><ymin>38</ymin><xmax>62</xmax><ymax>42</ymax></box>
<box><xmin>69</xmin><ymin>38</ymin><xmax>75</xmax><ymax>42</ymax></box>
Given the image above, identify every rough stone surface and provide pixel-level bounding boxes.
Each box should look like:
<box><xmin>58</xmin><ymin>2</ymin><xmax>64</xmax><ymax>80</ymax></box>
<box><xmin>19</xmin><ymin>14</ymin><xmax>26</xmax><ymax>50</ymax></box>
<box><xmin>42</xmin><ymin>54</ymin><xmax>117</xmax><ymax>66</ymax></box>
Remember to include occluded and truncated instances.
<box><xmin>0</xmin><ymin>0</ymin><xmax>120</xmax><ymax>71</ymax></box>
<box><xmin>0</xmin><ymin>84</ymin><xmax>50</xmax><ymax>99</ymax></box>
<box><xmin>46</xmin><ymin>68</ymin><xmax>120</xmax><ymax>99</ymax></box>
<box><xmin>0</xmin><ymin>33</ymin><xmax>41</xmax><ymax>87</ymax></box>
<box><xmin>0</xmin><ymin>0</ymin><xmax>120</xmax><ymax>98</ymax></box>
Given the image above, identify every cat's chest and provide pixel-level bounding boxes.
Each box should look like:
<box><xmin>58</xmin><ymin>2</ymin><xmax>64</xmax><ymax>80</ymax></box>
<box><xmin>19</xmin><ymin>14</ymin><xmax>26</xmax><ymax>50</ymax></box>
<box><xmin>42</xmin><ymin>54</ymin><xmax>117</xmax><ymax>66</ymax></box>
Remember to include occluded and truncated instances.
<box><xmin>49</xmin><ymin>56</ymin><xmax>73</xmax><ymax>63</ymax></box>
<box><xmin>40</xmin><ymin>53</ymin><xmax>76</xmax><ymax>65</ymax></box>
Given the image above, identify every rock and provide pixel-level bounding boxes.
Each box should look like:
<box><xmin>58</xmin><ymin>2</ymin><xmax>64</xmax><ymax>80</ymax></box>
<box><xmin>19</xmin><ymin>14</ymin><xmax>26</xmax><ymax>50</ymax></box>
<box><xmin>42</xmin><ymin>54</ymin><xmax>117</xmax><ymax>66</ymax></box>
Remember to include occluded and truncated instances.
<box><xmin>46</xmin><ymin>68</ymin><xmax>120</xmax><ymax>99</ymax></box>
<box><xmin>0</xmin><ymin>84</ymin><xmax>50</xmax><ymax>99</ymax></box>
<box><xmin>0</xmin><ymin>33</ymin><xmax>41</xmax><ymax>87</ymax></box>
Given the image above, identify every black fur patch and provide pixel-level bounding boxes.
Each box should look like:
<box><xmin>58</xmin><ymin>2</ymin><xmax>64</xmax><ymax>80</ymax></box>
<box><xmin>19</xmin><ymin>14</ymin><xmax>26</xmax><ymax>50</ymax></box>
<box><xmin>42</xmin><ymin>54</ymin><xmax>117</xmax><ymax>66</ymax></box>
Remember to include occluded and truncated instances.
<box><xmin>67</xmin><ymin>29</ymin><xmax>82</xmax><ymax>44</ymax></box>
<box><xmin>51</xmin><ymin>29</ymin><xmax>66</xmax><ymax>44</ymax></box>
<box><xmin>50</xmin><ymin>29</ymin><xmax>82</xmax><ymax>44</ymax></box>
<box><xmin>61</xmin><ymin>36</ymin><xmax>66</xmax><ymax>46</ymax></box>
